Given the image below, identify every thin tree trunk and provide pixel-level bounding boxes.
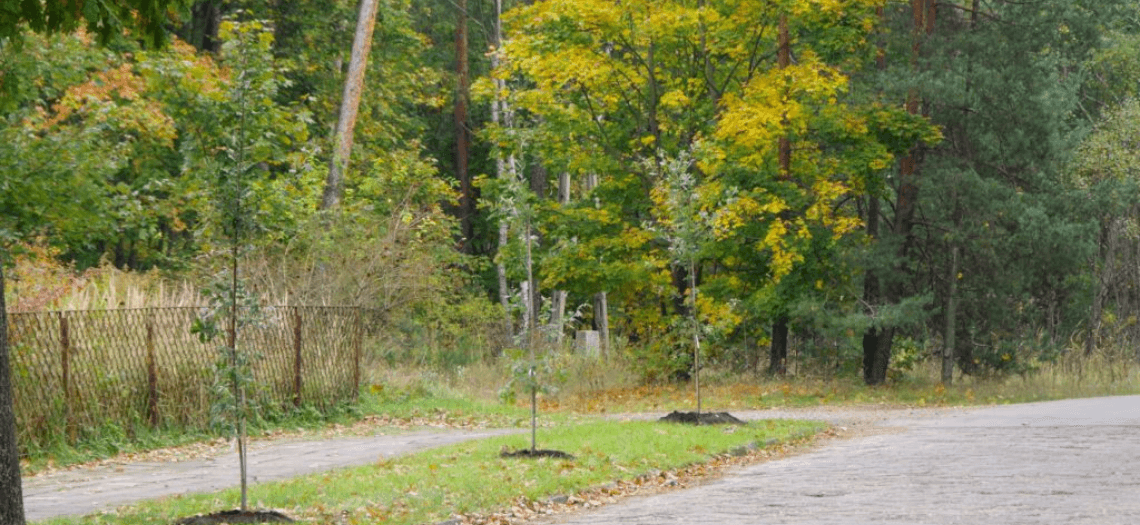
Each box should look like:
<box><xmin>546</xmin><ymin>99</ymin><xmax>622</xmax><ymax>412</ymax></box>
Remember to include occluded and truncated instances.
<box><xmin>491</xmin><ymin>0</ymin><xmax>514</xmax><ymax>340</ymax></box>
<box><xmin>1087</xmin><ymin>219</ymin><xmax>1113</xmax><ymax>356</ymax></box>
<box><xmin>777</xmin><ymin>13</ymin><xmax>791</xmax><ymax>180</ymax></box>
<box><xmin>524</xmin><ymin>230</ymin><xmax>537</xmax><ymax>336</ymax></box>
<box><xmin>525</xmin><ymin>164</ymin><xmax>547</xmax><ymax>337</ymax></box>
<box><xmin>497</xmin><ymin>220</ymin><xmax>513</xmax><ymax>339</ymax></box>
<box><xmin>939</xmin><ymin>0</ymin><xmax>975</xmax><ymax>384</ymax></box>
<box><xmin>550</xmin><ymin>172</ymin><xmax>571</xmax><ymax>341</ymax></box>
<box><xmin>690</xmin><ymin>262</ymin><xmax>701</xmax><ymax>420</ymax></box>
<box><xmin>455</xmin><ymin>0</ymin><xmax>475</xmax><ymax>251</ymax></box>
<box><xmin>943</xmin><ymin>244</ymin><xmax>957</xmax><ymax>385</ymax></box>
<box><xmin>320</xmin><ymin>0</ymin><xmax>380</xmax><ymax>211</ymax></box>
<box><xmin>0</xmin><ymin>262</ymin><xmax>27</xmax><ymax>525</ymax></box>
<box><xmin>584</xmin><ymin>172</ymin><xmax>610</xmax><ymax>354</ymax></box>
<box><xmin>769</xmin><ymin>13</ymin><xmax>792</xmax><ymax>379</ymax></box>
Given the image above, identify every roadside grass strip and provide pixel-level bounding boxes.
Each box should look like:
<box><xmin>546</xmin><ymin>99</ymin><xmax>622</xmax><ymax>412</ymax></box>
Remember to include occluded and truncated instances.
<box><xmin>37</xmin><ymin>418</ymin><xmax>823</xmax><ymax>525</ymax></box>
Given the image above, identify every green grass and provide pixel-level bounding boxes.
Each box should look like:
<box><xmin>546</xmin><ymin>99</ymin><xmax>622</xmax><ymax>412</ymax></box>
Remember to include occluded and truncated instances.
<box><xmin>38</xmin><ymin>418</ymin><xmax>822</xmax><ymax>525</ymax></box>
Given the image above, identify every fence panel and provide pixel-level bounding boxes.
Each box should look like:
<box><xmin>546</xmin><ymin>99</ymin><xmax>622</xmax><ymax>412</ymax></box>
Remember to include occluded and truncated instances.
<box><xmin>7</xmin><ymin>306</ymin><xmax>367</xmax><ymax>453</ymax></box>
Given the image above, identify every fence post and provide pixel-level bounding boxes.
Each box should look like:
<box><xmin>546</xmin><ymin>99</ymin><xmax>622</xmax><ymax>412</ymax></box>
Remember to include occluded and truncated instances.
<box><xmin>59</xmin><ymin>313</ymin><xmax>75</xmax><ymax>443</ymax></box>
<box><xmin>146</xmin><ymin>313</ymin><xmax>159</xmax><ymax>426</ymax></box>
<box><xmin>293</xmin><ymin>307</ymin><xmax>302</xmax><ymax>408</ymax></box>
<box><xmin>353</xmin><ymin>308</ymin><xmax>363</xmax><ymax>402</ymax></box>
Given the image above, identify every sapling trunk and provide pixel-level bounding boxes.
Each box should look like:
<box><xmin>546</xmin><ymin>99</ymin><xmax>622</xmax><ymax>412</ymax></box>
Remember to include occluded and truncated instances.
<box><xmin>526</xmin><ymin>214</ymin><xmax>538</xmax><ymax>452</ymax></box>
<box><xmin>230</xmin><ymin>96</ymin><xmax>249</xmax><ymax>516</ymax></box>
<box><xmin>530</xmin><ymin>367</ymin><xmax>537</xmax><ymax>452</ymax></box>
<box><xmin>690</xmin><ymin>261</ymin><xmax>701</xmax><ymax>421</ymax></box>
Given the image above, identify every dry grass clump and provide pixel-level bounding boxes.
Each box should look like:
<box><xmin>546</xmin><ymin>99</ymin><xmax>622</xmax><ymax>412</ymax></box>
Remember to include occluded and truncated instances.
<box><xmin>6</xmin><ymin>245</ymin><xmax>201</xmax><ymax>311</ymax></box>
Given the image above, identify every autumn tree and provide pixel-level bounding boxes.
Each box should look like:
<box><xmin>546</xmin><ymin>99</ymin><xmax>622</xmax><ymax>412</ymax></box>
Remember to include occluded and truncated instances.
<box><xmin>484</xmin><ymin>0</ymin><xmax>933</xmax><ymax>380</ymax></box>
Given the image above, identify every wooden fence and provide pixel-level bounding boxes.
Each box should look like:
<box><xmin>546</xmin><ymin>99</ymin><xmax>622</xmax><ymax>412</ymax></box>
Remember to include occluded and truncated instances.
<box><xmin>7</xmin><ymin>306</ymin><xmax>371</xmax><ymax>450</ymax></box>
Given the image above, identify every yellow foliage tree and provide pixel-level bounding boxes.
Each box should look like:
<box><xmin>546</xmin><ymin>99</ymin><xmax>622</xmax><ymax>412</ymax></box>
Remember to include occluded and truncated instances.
<box><xmin>484</xmin><ymin>0</ymin><xmax>933</xmax><ymax>376</ymax></box>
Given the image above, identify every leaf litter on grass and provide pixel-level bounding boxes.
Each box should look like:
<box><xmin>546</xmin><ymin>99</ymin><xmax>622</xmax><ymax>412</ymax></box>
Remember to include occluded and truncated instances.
<box><xmin>447</xmin><ymin>426</ymin><xmax>841</xmax><ymax>525</ymax></box>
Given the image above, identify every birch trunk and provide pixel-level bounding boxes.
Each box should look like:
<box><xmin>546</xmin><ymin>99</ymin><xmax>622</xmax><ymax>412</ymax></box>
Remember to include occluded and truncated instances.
<box><xmin>491</xmin><ymin>0</ymin><xmax>515</xmax><ymax>339</ymax></box>
<box><xmin>549</xmin><ymin>172</ymin><xmax>571</xmax><ymax>341</ymax></box>
<box><xmin>584</xmin><ymin>172</ymin><xmax>610</xmax><ymax>354</ymax></box>
<box><xmin>320</xmin><ymin>0</ymin><xmax>380</xmax><ymax>211</ymax></box>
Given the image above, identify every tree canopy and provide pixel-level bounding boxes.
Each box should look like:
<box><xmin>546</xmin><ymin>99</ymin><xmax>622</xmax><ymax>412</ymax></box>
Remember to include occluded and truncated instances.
<box><xmin>2</xmin><ymin>0</ymin><xmax>1139</xmax><ymax>395</ymax></box>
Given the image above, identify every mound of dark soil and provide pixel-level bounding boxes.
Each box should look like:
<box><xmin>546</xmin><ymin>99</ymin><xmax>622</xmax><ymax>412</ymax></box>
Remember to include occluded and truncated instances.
<box><xmin>500</xmin><ymin>448</ymin><xmax>576</xmax><ymax>459</ymax></box>
<box><xmin>658</xmin><ymin>411</ymin><xmax>745</xmax><ymax>425</ymax></box>
<box><xmin>174</xmin><ymin>509</ymin><xmax>294</xmax><ymax>524</ymax></box>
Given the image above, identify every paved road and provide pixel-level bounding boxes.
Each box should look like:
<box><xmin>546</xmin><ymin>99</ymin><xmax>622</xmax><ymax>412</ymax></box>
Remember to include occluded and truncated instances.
<box><xmin>24</xmin><ymin>397</ymin><xmax>1140</xmax><ymax>523</ymax></box>
<box><xmin>544</xmin><ymin>396</ymin><xmax>1140</xmax><ymax>525</ymax></box>
<box><xmin>22</xmin><ymin>428</ymin><xmax>519</xmax><ymax>522</ymax></box>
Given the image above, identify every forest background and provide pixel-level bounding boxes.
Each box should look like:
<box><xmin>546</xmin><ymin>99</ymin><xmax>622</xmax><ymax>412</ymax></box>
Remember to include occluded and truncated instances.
<box><xmin>4</xmin><ymin>0</ymin><xmax>1140</xmax><ymax>392</ymax></box>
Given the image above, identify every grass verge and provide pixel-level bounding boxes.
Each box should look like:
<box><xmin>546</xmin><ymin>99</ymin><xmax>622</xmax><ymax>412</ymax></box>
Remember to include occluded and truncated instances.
<box><xmin>21</xmin><ymin>385</ymin><xmax>535</xmax><ymax>477</ymax></box>
<box><xmin>37</xmin><ymin>418</ymin><xmax>823</xmax><ymax>525</ymax></box>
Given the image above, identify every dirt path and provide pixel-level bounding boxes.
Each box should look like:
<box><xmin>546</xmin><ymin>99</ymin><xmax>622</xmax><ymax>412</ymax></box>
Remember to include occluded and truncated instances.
<box><xmin>540</xmin><ymin>396</ymin><xmax>1140</xmax><ymax>525</ymax></box>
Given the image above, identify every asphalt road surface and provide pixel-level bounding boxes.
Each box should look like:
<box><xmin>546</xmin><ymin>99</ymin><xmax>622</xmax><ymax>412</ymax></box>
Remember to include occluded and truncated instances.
<box><xmin>23</xmin><ymin>396</ymin><xmax>1140</xmax><ymax>524</ymax></box>
<box><xmin>543</xmin><ymin>396</ymin><xmax>1140</xmax><ymax>525</ymax></box>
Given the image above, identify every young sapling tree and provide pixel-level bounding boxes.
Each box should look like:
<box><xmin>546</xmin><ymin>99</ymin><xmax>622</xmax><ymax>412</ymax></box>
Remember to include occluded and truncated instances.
<box><xmin>649</xmin><ymin>148</ymin><xmax>714</xmax><ymax>422</ymax></box>
<box><xmin>185</xmin><ymin>17</ymin><xmax>300</xmax><ymax>520</ymax></box>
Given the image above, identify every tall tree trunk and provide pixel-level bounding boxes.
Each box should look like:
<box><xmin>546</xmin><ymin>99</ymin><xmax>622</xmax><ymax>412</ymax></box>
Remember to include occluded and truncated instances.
<box><xmin>768</xmin><ymin>315</ymin><xmax>789</xmax><ymax>375</ymax></box>
<box><xmin>523</xmin><ymin>162</ymin><xmax>544</xmax><ymax>337</ymax></box>
<box><xmin>497</xmin><ymin>219</ymin><xmax>513</xmax><ymax>339</ymax></box>
<box><xmin>862</xmin><ymin>194</ymin><xmax>895</xmax><ymax>384</ymax></box>
<box><xmin>863</xmin><ymin>0</ymin><xmax>934</xmax><ymax>385</ymax></box>
<box><xmin>455</xmin><ymin>0</ymin><xmax>475</xmax><ymax>252</ymax></box>
<box><xmin>940</xmin><ymin>0</ymin><xmax>977</xmax><ymax>384</ymax></box>
<box><xmin>1087</xmin><ymin>219</ymin><xmax>1113</xmax><ymax>356</ymax></box>
<box><xmin>180</xmin><ymin>0</ymin><xmax>221</xmax><ymax>52</ymax></box>
<box><xmin>320</xmin><ymin>0</ymin><xmax>381</xmax><ymax>211</ymax></box>
<box><xmin>769</xmin><ymin>13</ymin><xmax>791</xmax><ymax>378</ymax></box>
<box><xmin>943</xmin><ymin>244</ymin><xmax>958</xmax><ymax>385</ymax></box>
<box><xmin>0</xmin><ymin>262</ymin><xmax>26</xmax><ymax>525</ymax></box>
<box><xmin>491</xmin><ymin>0</ymin><xmax>516</xmax><ymax>340</ymax></box>
<box><xmin>777</xmin><ymin>13</ymin><xmax>791</xmax><ymax>180</ymax></box>
<box><xmin>594</xmin><ymin>291</ymin><xmax>609</xmax><ymax>355</ymax></box>
<box><xmin>584</xmin><ymin>172</ymin><xmax>610</xmax><ymax>354</ymax></box>
<box><xmin>549</xmin><ymin>172</ymin><xmax>571</xmax><ymax>341</ymax></box>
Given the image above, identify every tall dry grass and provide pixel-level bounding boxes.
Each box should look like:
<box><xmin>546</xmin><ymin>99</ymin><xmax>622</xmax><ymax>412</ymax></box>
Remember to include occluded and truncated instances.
<box><xmin>6</xmin><ymin>246</ymin><xmax>202</xmax><ymax>311</ymax></box>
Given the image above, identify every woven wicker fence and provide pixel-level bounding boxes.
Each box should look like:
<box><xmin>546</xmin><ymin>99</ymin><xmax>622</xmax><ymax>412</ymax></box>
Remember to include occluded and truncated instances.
<box><xmin>7</xmin><ymin>306</ymin><xmax>371</xmax><ymax>449</ymax></box>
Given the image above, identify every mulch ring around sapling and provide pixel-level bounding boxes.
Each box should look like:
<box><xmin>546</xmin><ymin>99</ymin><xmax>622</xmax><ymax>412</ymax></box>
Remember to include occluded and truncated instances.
<box><xmin>173</xmin><ymin>509</ymin><xmax>294</xmax><ymax>524</ymax></box>
<box><xmin>500</xmin><ymin>447</ymin><xmax>576</xmax><ymax>460</ymax></box>
<box><xmin>658</xmin><ymin>411</ymin><xmax>746</xmax><ymax>425</ymax></box>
